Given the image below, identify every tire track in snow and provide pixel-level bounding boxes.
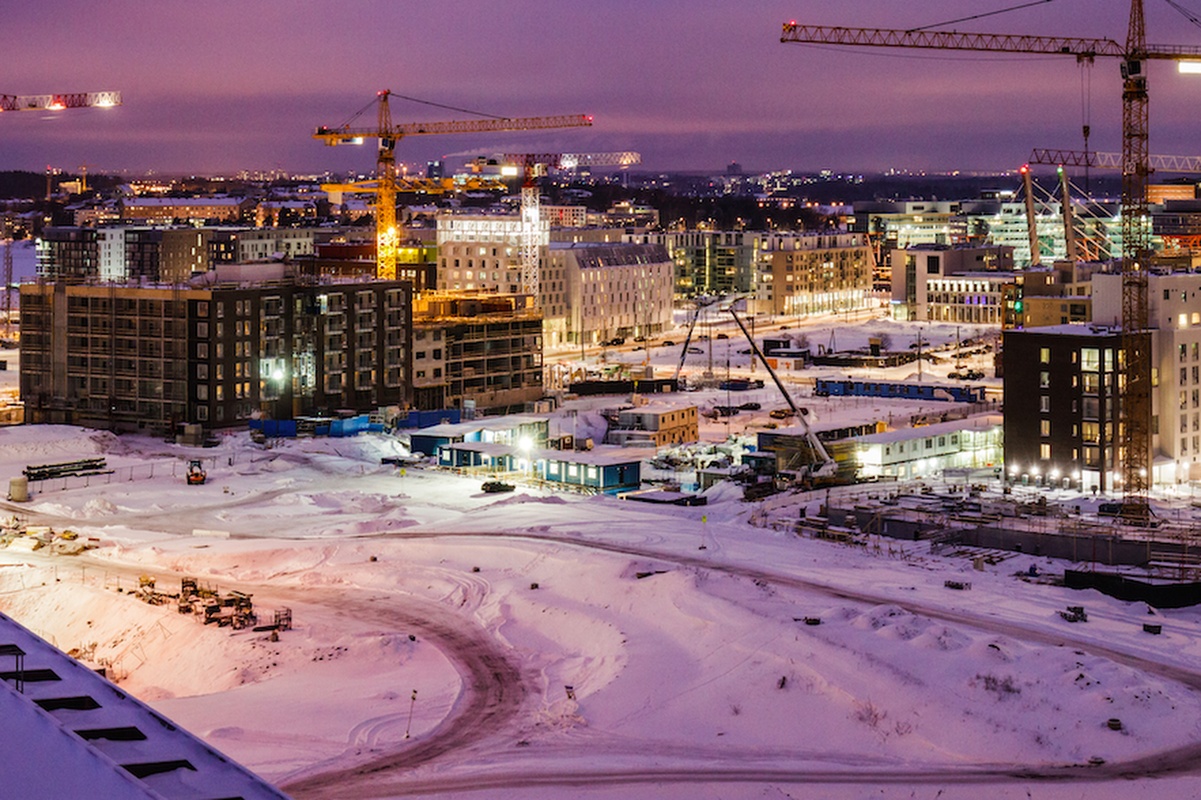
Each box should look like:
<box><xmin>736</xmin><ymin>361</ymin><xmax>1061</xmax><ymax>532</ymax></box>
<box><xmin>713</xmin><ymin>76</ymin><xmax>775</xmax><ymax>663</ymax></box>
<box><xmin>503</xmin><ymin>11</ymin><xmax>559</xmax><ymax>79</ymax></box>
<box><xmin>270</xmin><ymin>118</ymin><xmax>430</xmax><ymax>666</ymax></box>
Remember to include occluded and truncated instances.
<box><xmin>281</xmin><ymin>528</ymin><xmax>1201</xmax><ymax>797</ymax></box>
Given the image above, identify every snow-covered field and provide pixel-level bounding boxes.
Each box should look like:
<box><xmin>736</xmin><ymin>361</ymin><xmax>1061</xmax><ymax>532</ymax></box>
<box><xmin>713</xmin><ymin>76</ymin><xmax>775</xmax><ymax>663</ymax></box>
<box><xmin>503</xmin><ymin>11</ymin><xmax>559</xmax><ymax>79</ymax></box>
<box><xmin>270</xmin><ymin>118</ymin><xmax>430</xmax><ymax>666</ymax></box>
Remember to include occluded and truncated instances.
<box><xmin>2</xmin><ymin>422</ymin><xmax>1201</xmax><ymax>800</ymax></box>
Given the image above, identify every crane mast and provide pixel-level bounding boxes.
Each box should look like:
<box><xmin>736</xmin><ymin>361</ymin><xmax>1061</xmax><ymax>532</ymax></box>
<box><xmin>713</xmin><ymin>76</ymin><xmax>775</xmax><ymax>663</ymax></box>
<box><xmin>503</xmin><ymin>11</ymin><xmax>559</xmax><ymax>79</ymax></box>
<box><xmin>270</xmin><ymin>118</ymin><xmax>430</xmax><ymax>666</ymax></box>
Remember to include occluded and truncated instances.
<box><xmin>782</xmin><ymin>1</ymin><xmax>1201</xmax><ymax>519</ymax></box>
<box><xmin>314</xmin><ymin>91</ymin><xmax>591</xmax><ymax>281</ymax></box>
<box><xmin>482</xmin><ymin>152</ymin><xmax>641</xmax><ymax>298</ymax></box>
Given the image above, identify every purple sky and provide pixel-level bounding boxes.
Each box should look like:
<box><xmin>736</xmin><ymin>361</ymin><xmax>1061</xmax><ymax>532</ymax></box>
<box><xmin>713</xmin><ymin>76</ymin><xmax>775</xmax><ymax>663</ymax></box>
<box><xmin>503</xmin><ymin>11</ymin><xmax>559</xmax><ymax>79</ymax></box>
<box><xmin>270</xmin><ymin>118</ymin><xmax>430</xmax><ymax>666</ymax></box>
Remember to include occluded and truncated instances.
<box><xmin>4</xmin><ymin>1</ymin><xmax>1200</xmax><ymax>176</ymax></box>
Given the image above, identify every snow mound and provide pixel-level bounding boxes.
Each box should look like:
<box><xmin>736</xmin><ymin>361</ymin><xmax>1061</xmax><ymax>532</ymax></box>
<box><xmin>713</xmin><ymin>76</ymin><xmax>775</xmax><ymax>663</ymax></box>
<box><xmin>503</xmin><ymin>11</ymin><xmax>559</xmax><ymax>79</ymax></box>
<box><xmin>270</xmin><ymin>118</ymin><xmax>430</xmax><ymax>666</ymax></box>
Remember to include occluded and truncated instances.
<box><xmin>82</xmin><ymin>497</ymin><xmax>119</xmax><ymax>517</ymax></box>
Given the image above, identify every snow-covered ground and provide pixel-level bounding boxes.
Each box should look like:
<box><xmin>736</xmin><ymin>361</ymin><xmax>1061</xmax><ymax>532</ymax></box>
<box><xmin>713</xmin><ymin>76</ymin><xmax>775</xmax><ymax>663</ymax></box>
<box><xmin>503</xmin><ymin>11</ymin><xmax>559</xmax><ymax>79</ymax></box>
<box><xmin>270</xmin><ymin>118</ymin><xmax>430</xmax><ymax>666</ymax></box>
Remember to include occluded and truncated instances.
<box><xmin>2</xmin><ymin>422</ymin><xmax>1201</xmax><ymax>800</ymax></box>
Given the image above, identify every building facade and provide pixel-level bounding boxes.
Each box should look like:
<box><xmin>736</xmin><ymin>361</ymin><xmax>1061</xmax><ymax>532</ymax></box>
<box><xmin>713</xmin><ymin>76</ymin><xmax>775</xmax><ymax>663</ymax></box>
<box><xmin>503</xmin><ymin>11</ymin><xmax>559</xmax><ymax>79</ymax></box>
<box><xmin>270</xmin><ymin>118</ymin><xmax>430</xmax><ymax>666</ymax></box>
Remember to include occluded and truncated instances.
<box><xmin>119</xmin><ymin>197</ymin><xmax>254</xmax><ymax>224</ymax></box>
<box><xmin>20</xmin><ymin>277</ymin><xmax>412</xmax><ymax>432</ymax></box>
<box><xmin>437</xmin><ymin>214</ymin><xmax>672</xmax><ymax>347</ymax></box>
<box><xmin>555</xmin><ymin>241</ymin><xmax>674</xmax><ymax>346</ymax></box>
<box><xmin>1002</xmin><ymin>325</ymin><xmax>1123</xmax><ymax>492</ymax></box>
<box><xmin>890</xmin><ymin>244</ymin><xmax>1015</xmax><ymax>323</ymax></box>
<box><xmin>411</xmin><ymin>292</ymin><xmax>544</xmax><ymax>413</ymax></box>
<box><xmin>755</xmin><ymin>232</ymin><xmax>873</xmax><ymax>318</ymax></box>
<box><xmin>606</xmin><ymin>404</ymin><xmax>699</xmax><ymax>447</ymax></box>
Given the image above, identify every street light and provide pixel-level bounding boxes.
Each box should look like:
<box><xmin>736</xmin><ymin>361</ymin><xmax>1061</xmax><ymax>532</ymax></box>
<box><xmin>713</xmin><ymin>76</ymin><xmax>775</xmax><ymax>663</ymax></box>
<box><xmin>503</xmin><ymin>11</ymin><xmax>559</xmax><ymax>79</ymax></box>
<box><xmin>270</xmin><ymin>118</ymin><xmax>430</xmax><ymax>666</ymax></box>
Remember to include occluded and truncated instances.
<box><xmin>518</xmin><ymin>435</ymin><xmax>533</xmax><ymax>482</ymax></box>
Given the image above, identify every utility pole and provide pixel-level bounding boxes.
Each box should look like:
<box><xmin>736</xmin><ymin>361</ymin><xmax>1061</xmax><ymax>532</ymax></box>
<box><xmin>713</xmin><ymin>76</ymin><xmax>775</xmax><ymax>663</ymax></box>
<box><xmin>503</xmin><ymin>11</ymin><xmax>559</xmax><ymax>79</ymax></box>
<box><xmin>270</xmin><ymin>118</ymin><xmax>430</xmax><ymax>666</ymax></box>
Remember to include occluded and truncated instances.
<box><xmin>916</xmin><ymin>329</ymin><xmax>924</xmax><ymax>383</ymax></box>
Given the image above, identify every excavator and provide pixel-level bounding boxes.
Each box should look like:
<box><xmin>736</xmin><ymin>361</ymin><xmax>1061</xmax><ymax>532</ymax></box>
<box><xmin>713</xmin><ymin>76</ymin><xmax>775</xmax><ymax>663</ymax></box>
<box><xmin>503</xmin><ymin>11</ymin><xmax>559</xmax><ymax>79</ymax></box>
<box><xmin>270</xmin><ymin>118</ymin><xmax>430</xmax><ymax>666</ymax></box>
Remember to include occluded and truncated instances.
<box><xmin>186</xmin><ymin>460</ymin><xmax>206</xmax><ymax>486</ymax></box>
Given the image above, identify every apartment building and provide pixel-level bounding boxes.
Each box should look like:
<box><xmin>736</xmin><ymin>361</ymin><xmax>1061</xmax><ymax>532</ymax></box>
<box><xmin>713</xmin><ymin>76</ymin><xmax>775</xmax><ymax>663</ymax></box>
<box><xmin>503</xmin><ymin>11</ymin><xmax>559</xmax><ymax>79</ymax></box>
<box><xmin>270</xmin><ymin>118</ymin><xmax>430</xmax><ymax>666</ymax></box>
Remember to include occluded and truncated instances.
<box><xmin>890</xmin><ymin>244</ymin><xmax>1015</xmax><ymax>323</ymax></box>
<box><xmin>755</xmin><ymin>232</ymin><xmax>873</xmax><ymax>318</ymax></box>
<box><xmin>1002</xmin><ymin>324</ymin><xmax>1122</xmax><ymax>492</ymax></box>
<box><xmin>411</xmin><ymin>292</ymin><xmax>544</xmax><ymax>414</ymax></box>
<box><xmin>437</xmin><ymin>214</ymin><xmax>672</xmax><ymax>347</ymax></box>
<box><xmin>119</xmin><ymin>197</ymin><xmax>254</xmax><ymax>224</ymax></box>
<box><xmin>20</xmin><ymin>276</ymin><xmax>412</xmax><ymax>432</ymax></box>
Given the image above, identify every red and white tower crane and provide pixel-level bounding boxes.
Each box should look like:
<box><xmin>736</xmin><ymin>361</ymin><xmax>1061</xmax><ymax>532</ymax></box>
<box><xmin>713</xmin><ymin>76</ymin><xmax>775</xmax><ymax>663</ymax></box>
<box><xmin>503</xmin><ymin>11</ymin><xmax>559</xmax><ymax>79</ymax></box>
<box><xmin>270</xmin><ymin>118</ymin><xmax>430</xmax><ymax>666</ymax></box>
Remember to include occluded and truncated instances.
<box><xmin>474</xmin><ymin>152</ymin><xmax>641</xmax><ymax>298</ymax></box>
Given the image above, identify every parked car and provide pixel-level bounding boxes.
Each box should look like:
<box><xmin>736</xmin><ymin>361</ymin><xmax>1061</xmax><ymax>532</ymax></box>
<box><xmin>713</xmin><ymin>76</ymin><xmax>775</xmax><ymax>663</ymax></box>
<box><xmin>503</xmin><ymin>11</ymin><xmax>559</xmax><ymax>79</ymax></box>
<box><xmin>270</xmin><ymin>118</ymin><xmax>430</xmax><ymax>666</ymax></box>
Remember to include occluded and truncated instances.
<box><xmin>661</xmin><ymin>340</ymin><xmax>675</xmax><ymax>346</ymax></box>
<box><xmin>716</xmin><ymin>333</ymin><xmax>729</xmax><ymax>340</ymax></box>
<box><xmin>769</xmin><ymin>408</ymin><xmax>794</xmax><ymax>419</ymax></box>
<box><xmin>738</xmin><ymin>402</ymin><xmax>761</xmax><ymax>411</ymax></box>
<box><xmin>481</xmin><ymin>480</ymin><xmax>515</xmax><ymax>493</ymax></box>
<box><xmin>687</xmin><ymin>346</ymin><xmax>704</xmax><ymax>354</ymax></box>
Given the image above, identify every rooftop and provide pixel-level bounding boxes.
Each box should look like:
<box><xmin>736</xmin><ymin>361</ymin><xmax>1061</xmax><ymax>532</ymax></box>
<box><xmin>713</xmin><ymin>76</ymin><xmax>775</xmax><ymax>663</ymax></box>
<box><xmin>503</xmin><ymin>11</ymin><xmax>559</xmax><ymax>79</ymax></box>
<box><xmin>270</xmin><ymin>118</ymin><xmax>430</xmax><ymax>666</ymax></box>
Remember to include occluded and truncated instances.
<box><xmin>0</xmin><ymin>611</ymin><xmax>288</xmax><ymax>800</ymax></box>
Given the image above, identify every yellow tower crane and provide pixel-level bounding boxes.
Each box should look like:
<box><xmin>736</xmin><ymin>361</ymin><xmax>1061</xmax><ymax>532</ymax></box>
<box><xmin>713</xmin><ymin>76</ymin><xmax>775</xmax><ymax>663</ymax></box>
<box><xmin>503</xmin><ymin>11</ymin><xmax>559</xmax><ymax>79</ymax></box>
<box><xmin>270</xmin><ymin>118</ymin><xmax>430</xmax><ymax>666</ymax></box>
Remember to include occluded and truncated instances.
<box><xmin>781</xmin><ymin>0</ymin><xmax>1201</xmax><ymax>520</ymax></box>
<box><xmin>313</xmin><ymin>90</ymin><xmax>592</xmax><ymax>281</ymax></box>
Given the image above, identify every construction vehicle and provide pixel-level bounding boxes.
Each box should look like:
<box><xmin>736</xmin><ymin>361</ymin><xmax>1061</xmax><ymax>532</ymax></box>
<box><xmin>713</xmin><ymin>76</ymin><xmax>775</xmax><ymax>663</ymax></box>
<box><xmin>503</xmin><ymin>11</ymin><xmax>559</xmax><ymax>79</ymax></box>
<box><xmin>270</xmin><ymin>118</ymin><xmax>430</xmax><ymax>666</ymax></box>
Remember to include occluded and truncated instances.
<box><xmin>314</xmin><ymin>90</ymin><xmax>591</xmax><ymax>281</ymax></box>
<box><xmin>726</xmin><ymin>302</ymin><xmax>838</xmax><ymax>487</ymax></box>
<box><xmin>186</xmin><ymin>460</ymin><xmax>206</xmax><ymax>486</ymax></box>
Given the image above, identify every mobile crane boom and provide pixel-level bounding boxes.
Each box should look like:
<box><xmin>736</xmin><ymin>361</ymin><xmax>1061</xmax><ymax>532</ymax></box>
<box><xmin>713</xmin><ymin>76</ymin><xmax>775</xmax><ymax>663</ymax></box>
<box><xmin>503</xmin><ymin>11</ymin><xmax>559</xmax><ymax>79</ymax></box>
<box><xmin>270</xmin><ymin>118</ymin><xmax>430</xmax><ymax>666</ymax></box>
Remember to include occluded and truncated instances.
<box><xmin>727</xmin><ymin>305</ymin><xmax>835</xmax><ymax>480</ymax></box>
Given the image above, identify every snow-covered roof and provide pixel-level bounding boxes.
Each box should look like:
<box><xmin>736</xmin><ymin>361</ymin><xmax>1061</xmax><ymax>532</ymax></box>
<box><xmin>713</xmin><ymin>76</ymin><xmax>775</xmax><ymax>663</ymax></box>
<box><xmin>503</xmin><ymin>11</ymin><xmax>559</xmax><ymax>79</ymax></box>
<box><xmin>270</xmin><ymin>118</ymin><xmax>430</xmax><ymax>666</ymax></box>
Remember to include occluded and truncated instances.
<box><xmin>538</xmin><ymin>445</ymin><xmax>642</xmax><ymax>466</ymax></box>
<box><xmin>443</xmin><ymin>440</ymin><xmax>641</xmax><ymax>466</ymax></box>
<box><xmin>1010</xmin><ymin>323</ymin><xmax>1122</xmax><ymax>337</ymax></box>
<box><xmin>414</xmin><ymin>415</ymin><xmax>548</xmax><ymax>437</ymax></box>
<box><xmin>854</xmin><ymin>414</ymin><xmax>1003</xmax><ymax>446</ymax></box>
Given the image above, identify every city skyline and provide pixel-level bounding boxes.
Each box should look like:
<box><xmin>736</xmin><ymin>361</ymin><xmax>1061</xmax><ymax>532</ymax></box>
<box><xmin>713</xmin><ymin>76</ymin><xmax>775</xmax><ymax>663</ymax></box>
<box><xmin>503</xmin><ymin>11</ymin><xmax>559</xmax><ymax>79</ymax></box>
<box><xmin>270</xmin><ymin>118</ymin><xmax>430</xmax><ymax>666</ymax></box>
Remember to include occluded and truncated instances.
<box><xmin>4</xmin><ymin>1</ymin><xmax>1201</xmax><ymax>177</ymax></box>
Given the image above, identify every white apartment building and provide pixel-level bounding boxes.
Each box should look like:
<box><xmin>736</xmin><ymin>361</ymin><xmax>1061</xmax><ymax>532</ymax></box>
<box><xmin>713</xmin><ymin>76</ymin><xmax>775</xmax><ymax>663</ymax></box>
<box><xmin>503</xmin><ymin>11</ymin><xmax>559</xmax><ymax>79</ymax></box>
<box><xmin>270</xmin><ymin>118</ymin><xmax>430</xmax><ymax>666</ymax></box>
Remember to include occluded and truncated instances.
<box><xmin>754</xmin><ymin>232</ymin><xmax>873</xmax><ymax>318</ymax></box>
<box><xmin>554</xmin><ymin>241</ymin><xmax>674</xmax><ymax>346</ymax></box>
<box><xmin>437</xmin><ymin>214</ymin><xmax>672</xmax><ymax>347</ymax></box>
<box><xmin>235</xmin><ymin>229</ymin><xmax>315</xmax><ymax>262</ymax></box>
<box><xmin>1094</xmin><ymin>271</ymin><xmax>1201</xmax><ymax>483</ymax></box>
<box><xmin>97</xmin><ymin>227</ymin><xmax>128</xmax><ymax>281</ymax></box>
<box><xmin>890</xmin><ymin>244</ymin><xmax>1015</xmax><ymax>323</ymax></box>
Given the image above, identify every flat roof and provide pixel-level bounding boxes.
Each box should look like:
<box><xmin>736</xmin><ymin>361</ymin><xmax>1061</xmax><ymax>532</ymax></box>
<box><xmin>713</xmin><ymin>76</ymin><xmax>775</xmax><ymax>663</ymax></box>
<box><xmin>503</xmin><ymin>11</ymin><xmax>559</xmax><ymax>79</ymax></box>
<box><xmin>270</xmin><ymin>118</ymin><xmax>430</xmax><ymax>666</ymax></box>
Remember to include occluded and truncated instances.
<box><xmin>413</xmin><ymin>414</ymin><xmax>549</xmax><ymax>437</ymax></box>
<box><xmin>855</xmin><ymin>414</ymin><xmax>1003</xmax><ymax>446</ymax></box>
<box><xmin>1009</xmin><ymin>323</ymin><xmax>1123</xmax><ymax>337</ymax></box>
<box><xmin>443</xmin><ymin>441</ymin><xmax>642</xmax><ymax>466</ymax></box>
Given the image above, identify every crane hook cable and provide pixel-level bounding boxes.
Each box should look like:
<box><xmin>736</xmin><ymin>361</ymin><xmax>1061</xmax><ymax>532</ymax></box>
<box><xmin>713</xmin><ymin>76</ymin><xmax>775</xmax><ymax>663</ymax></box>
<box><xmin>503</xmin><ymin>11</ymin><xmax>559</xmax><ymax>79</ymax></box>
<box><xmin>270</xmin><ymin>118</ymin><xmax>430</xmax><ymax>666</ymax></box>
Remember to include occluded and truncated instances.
<box><xmin>907</xmin><ymin>0</ymin><xmax>1054</xmax><ymax>33</ymax></box>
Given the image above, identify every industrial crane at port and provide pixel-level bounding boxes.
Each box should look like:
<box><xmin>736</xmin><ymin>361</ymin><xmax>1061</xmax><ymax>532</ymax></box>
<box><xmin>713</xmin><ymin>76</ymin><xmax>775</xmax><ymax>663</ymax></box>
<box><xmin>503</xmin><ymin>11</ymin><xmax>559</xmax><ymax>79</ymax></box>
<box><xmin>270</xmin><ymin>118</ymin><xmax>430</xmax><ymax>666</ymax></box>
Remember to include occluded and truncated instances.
<box><xmin>781</xmin><ymin>0</ymin><xmax>1201</xmax><ymax>520</ymax></box>
<box><xmin>313</xmin><ymin>91</ymin><xmax>592</xmax><ymax>281</ymax></box>
<box><xmin>471</xmin><ymin>151</ymin><xmax>641</xmax><ymax>297</ymax></box>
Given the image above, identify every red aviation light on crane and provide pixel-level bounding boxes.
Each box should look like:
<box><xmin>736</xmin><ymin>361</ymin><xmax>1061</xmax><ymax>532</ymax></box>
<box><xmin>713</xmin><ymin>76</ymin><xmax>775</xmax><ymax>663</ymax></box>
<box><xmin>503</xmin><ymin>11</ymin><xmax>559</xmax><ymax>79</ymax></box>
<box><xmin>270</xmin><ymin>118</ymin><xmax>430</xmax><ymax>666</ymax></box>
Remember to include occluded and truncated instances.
<box><xmin>1019</xmin><ymin>164</ymin><xmax>1029</xmax><ymax>175</ymax></box>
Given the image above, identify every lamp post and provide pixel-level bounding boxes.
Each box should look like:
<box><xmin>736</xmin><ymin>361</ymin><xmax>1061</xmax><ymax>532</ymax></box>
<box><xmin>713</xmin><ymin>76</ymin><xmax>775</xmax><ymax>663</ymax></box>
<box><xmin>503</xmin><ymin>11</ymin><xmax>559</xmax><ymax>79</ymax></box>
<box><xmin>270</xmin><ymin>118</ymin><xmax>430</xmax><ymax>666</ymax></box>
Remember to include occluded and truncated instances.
<box><xmin>268</xmin><ymin>364</ymin><xmax>289</xmax><ymax>421</ymax></box>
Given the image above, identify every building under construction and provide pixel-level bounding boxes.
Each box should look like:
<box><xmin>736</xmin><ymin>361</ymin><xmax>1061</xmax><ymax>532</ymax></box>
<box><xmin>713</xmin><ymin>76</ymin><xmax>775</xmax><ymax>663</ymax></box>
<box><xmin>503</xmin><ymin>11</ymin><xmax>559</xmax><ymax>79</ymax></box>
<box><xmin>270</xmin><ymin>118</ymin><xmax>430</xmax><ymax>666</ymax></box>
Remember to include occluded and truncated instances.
<box><xmin>19</xmin><ymin>270</ymin><xmax>412</xmax><ymax>432</ymax></box>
